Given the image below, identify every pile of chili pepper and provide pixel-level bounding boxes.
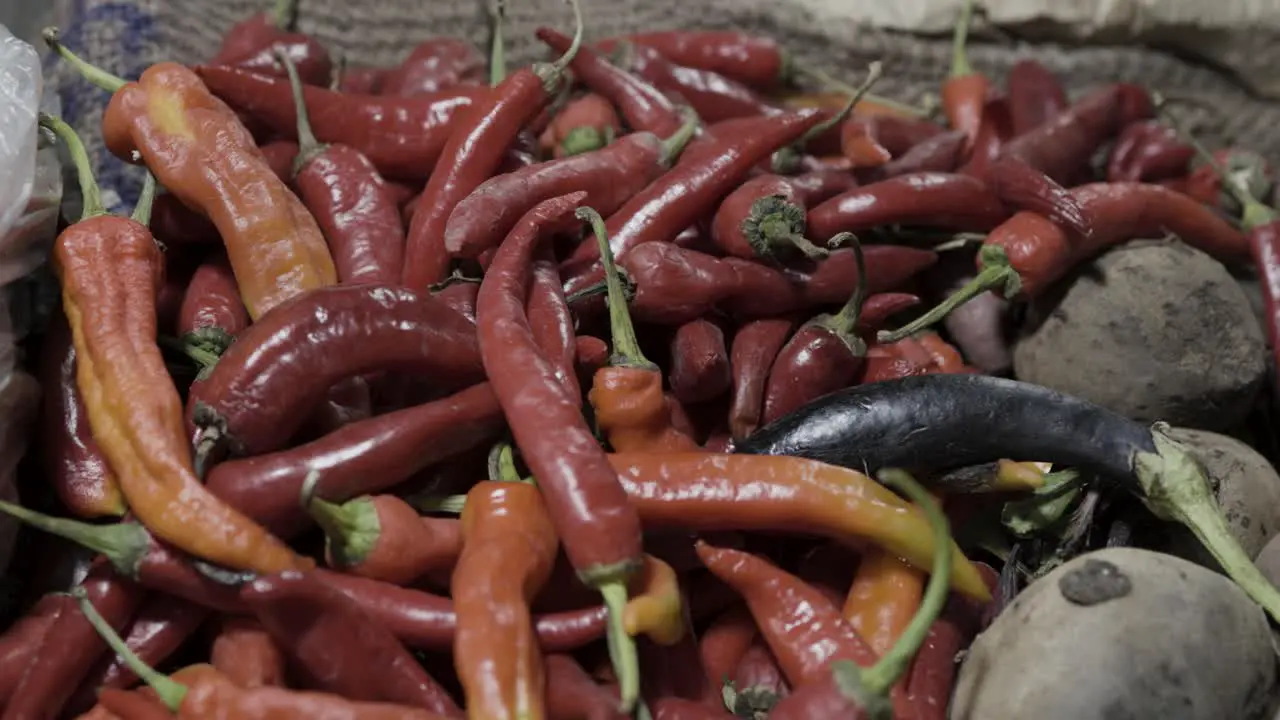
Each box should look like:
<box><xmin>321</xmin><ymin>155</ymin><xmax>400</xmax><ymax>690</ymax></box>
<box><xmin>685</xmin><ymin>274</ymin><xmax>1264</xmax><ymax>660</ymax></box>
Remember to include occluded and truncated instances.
<box><xmin>12</xmin><ymin>2</ymin><xmax>1277</xmax><ymax>717</ymax></box>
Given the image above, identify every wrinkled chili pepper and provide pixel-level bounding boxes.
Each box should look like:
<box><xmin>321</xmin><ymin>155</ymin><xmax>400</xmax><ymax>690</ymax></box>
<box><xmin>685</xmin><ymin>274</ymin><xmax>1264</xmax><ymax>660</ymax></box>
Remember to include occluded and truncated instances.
<box><xmin>402</xmin><ymin>6</ymin><xmax>584</xmax><ymax>290</ymax></box>
<box><xmin>446</xmin><ymin>113</ymin><xmax>697</xmax><ymax>260</ymax></box>
<box><xmin>211</xmin><ymin>616</ymin><xmax>287</xmax><ymax>689</ymax></box>
<box><xmin>1106</xmin><ymin>120</ymin><xmax>1194</xmax><ymax>183</ymax></box>
<box><xmin>188</xmin><ymin>283</ymin><xmax>483</xmax><ymax>464</ymax></box>
<box><xmin>242</xmin><ymin>571</ymin><xmax>461</xmax><ymax>714</ymax></box>
<box><xmin>279</xmin><ymin>50</ymin><xmax>405</xmax><ymax>286</ymax></box>
<box><xmin>728</xmin><ymin>317</ymin><xmax>798</xmax><ymax>441</ymax></box>
<box><xmin>301</xmin><ymin>471</ymin><xmax>463</xmax><ymax>585</ymax></box>
<box><xmin>710</xmin><ymin>170</ymin><xmax>859</xmax><ymax>261</ymax></box>
<box><xmin>985</xmin><ymin>154</ymin><xmax>1090</xmax><ymax>237</ymax></box>
<box><xmin>38</xmin><ymin>314</ymin><xmax>125</xmax><ymax>519</ymax></box>
<box><xmin>382</xmin><ymin>37</ymin><xmax>486</xmax><ymax>97</ymax></box>
<box><xmin>806</xmin><ymin>172</ymin><xmax>1007</xmax><ymax>241</ymax></box>
<box><xmin>581</xmin><ymin>208</ymin><xmax>700</xmax><ymax>454</ymax></box>
<box><xmin>668</xmin><ymin>319</ymin><xmax>732</xmax><ymax>406</ymax></box>
<box><xmin>841</xmin><ymin>115</ymin><xmax>943</xmax><ymax>168</ymax></box>
<box><xmin>40</xmin><ymin>114</ymin><xmax>310</xmax><ymax>575</ymax></box>
<box><xmin>543</xmin><ymin>93</ymin><xmax>622</xmax><ymax>157</ymax></box>
<box><xmin>940</xmin><ymin>0</ymin><xmax>987</xmax><ymax>152</ymax></box>
<box><xmin>612</xmin><ymin>41</ymin><xmax>777</xmax><ymax>124</ymax></box>
<box><xmin>476</xmin><ymin>194</ymin><xmax>645</xmax><ymax>709</ymax></box>
<box><xmin>537</xmin><ymin>27</ymin><xmax>684</xmax><ymax>137</ymax></box>
<box><xmin>1006</xmin><ymin>59</ymin><xmax>1068</xmax><ymax>136</ymax></box>
<box><xmin>176</xmin><ymin>252</ymin><xmax>248</xmax><ymax>363</ymax></box>
<box><xmin>545</xmin><ymin>654</ymin><xmax>626</xmax><ymax>720</ymax></box>
<box><xmin>452</xmin><ymin>479</ymin><xmax>559</xmax><ymax>719</ymax></box>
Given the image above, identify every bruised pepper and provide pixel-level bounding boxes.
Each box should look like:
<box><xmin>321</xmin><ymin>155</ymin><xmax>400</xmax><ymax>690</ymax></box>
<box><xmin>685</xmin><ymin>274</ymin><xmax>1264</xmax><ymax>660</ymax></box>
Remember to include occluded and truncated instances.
<box><xmin>581</xmin><ymin>208</ymin><xmax>700</xmax><ymax>453</ymax></box>
<box><xmin>41</xmin><ymin>113</ymin><xmax>310</xmax><ymax>576</ymax></box>
<box><xmin>47</xmin><ymin>35</ymin><xmax>336</xmax><ymax>320</ymax></box>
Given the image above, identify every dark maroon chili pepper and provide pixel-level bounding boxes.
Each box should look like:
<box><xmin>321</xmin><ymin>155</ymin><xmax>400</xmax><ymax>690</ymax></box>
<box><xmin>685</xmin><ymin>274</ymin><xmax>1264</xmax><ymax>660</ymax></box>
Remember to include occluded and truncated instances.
<box><xmin>612</xmin><ymin>41</ymin><xmax>777</xmax><ymax>124</ymax></box>
<box><xmin>431</xmin><ymin>275</ymin><xmax>481</xmax><ymax>323</ymax></box>
<box><xmin>562</xmin><ymin>109</ymin><xmax>823</xmax><ymax>297</ymax></box>
<box><xmin>650</xmin><ymin>697</ymin><xmax>735</xmax><ymax>720</ymax></box>
<box><xmin>957</xmin><ymin>96</ymin><xmax>1013</xmax><ymax>180</ymax></box>
<box><xmin>258</xmin><ymin>139</ymin><xmax>299</xmax><ymax>182</ymax></box>
<box><xmin>315</xmin><ymin>569</ymin><xmax>608</xmax><ymax>651</ymax></box>
<box><xmin>985</xmin><ymin>154</ymin><xmax>1090</xmax><ymax>237</ymax></box>
<box><xmin>806</xmin><ymin>172</ymin><xmax>1008</xmax><ymax>240</ymax></box>
<box><xmin>177</xmin><ymin>252</ymin><xmax>248</xmax><ymax>363</ymax></box>
<box><xmin>336</xmin><ymin>65</ymin><xmax>387</xmax><ymax>94</ymax></box>
<box><xmin>545</xmin><ymin>654</ymin><xmax>627</xmax><ymax>720</ymax></box>
<box><xmin>904</xmin><ymin>571</ymin><xmax>995</xmax><ymax>720</ymax></box>
<box><xmin>211</xmin><ymin>1</ymin><xmax>295</xmax><ymax>65</ymax></box>
<box><xmin>304</xmin><ymin>376</ymin><xmax>374</xmax><ymax>438</ymax></box>
<box><xmin>732</xmin><ymin>644</ymin><xmax>791</xmax><ymax>700</ymax></box>
<box><xmin>841</xmin><ymin>115</ymin><xmax>944</xmax><ymax>167</ymax></box>
<box><xmin>445</xmin><ymin>116</ymin><xmax>698</xmax><ymax>260</ymax></box>
<box><xmin>216</xmin><ymin>35</ymin><xmax>333</xmax><ymax>87</ymax></box>
<box><xmin>381</xmin><ymin>37</ymin><xmax>486</xmax><ymax>97</ymax></box>
<box><xmin>537</xmin><ymin>27</ymin><xmax>684</xmax><ymax>137</ymax></box>
<box><xmin>792</xmin><ymin>245</ymin><xmax>937</xmax><ymax>308</ymax></box>
<box><xmin>1006</xmin><ymin>59</ymin><xmax>1069</xmax><ymax>136</ymax></box>
<box><xmin>668</xmin><ymin>319</ymin><xmax>732</xmax><ymax>405</ymax></box>
<box><xmin>0</xmin><ymin>596</ymin><xmax>60</xmax><ymax>706</ymax></box>
<box><xmin>205</xmin><ymin>381</ymin><xmax>502</xmax><ymax>538</ymax></box>
<box><xmin>710</xmin><ymin>170</ymin><xmax>859</xmax><ymax>261</ymax></box>
<box><xmin>529</xmin><ymin>250</ymin><xmax>582</xmax><ymax>399</ymax></box>
<box><xmin>194</xmin><ymin>65</ymin><xmax>484</xmax><ymax>182</ymax></box>
<box><xmin>595</xmin><ymin>31</ymin><xmax>787</xmax><ymax>90</ymax></box>
<box><xmin>729</xmin><ymin>317</ymin><xmax>797</xmax><ymax>441</ymax></box>
<box><xmin>638</xmin><ymin>628</ymin><xmax>711</xmax><ymax>707</ymax></box>
<box><xmin>401</xmin><ymin>8</ymin><xmax>585</xmax><ymax>290</ymax></box>
<box><xmin>383</xmin><ymin>178</ymin><xmax>421</xmax><ymax>208</ymax></box>
<box><xmin>187</xmin><ymin>283</ymin><xmax>483</xmax><ymax>464</ymax></box>
<box><xmin>241</xmin><ymin>571</ymin><xmax>461</xmax><ymax>715</ymax></box>
<box><xmin>3</xmin><ymin>563</ymin><xmax>144</xmax><ymax>720</ymax></box>
<box><xmin>1106</xmin><ymin>120</ymin><xmax>1194</xmax><ymax>183</ymax></box>
<box><xmin>38</xmin><ymin>316</ymin><xmax>124</xmax><ymax>520</ymax></box>
<box><xmin>67</xmin><ymin>596</ymin><xmax>209</xmax><ymax>714</ymax></box>
<box><xmin>874</xmin><ymin>129</ymin><xmax>968</xmax><ymax>179</ymax></box>
<box><xmin>149</xmin><ymin>192</ymin><xmax>219</xmax><ymax>247</ymax></box>
<box><xmin>665</xmin><ymin>392</ymin><xmax>698</xmax><ymax>441</ymax></box>
<box><xmin>575</xmin><ymin>334</ymin><xmax>611</xmax><ymax>388</ymax></box>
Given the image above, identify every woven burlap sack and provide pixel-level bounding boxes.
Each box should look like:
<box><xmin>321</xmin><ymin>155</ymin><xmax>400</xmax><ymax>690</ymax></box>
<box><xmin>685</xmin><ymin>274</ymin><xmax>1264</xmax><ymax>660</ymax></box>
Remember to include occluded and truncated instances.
<box><xmin>45</xmin><ymin>0</ymin><xmax>1280</xmax><ymax>212</ymax></box>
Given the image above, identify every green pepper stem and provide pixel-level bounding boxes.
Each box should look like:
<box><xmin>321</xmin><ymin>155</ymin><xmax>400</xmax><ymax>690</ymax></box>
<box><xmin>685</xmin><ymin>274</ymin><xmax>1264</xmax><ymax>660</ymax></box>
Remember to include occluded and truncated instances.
<box><xmin>949</xmin><ymin>0</ymin><xmax>977</xmax><ymax>79</ymax></box>
<box><xmin>788</xmin><ymin>63</ymin><xmax>929</xmax><ymax>118</ymax></box>
<box><xmin>489</xmin><ymin>0</ymin><xmax>507</xmax><ymax>87</ymax></box>
<box><xmin>271</xmin><ymin>0</ymin><xmax>299</xmax><ymax>30</ymax></box>
<box><xmin>42</xmin><ymin>28</ymin><xmax>127</xmax><ymax>92</ymax></box>
<box><xmin>487</xmin><ymin>441</ymin><xmax>524</xmax><ymax>482</ymax></box>
<box><xmin>71</xmin><ymin>586</ymin><xmax>189</xmax><ymax>710</ymax></box>
<box><xmin>577</xmin><ymin>206</ymin><xmax>654</xmax><ymax>370</ymax></box>
<box><xmin>795</xmin><ymin>62</ymin><xmax>883</xmax><ymax>151</ymax></box>
<box><xmin>158</xmin><ymin>334</ymin><xmax>222</xmax><ymax>370</ymax></box>
<box><xmin>39</xmin><ymin>113</ymin><xmax>106</xmax><ymax>221</ymax></box>
<box><xmin>658</xmin><ymin>111</ymin><xmax>700</xmax><ymax>167</ymax></box>
<box><xmin>1154</xmin><ymin>93</ymin><xmax>1277</xmax><ymax>230</ymax></box>
<box><xmin>131</xmin><ymin>172</ymin><xmax>158</xmax><ymax>226</ymax></box>
<box><xmin>599</xmin><ymin>580</ymin><xmax>641</xmax><ymax>713</ymax></box>
<box><xmin>276</xmin><ymin>47</ymin><xmax>324</xmax><ymax>170</ymax></box>
<box><xmin>551</xmin><ymin>0</ymin><xmax>584</xmax><ymax>75</ymax></box>
<box><xmin>825</xmin><ymin>233</ymin><xmax>867</xmax><ymax>336</ymax></box>
<box><xmin>560</xmin><ymin>126</ymin><xmax>608</xmax><ymax>157</ymax></box>
<box><xmin>0</xmin><ymin>499</ymin><xmax>148</xmax><ymax>576</ymax></box>
<box><xmin>861</xmin><ymin>469</ymin><xmax>953</xmax><ymax>695</ymax></box>
<box><xmin>877</xmin><ymin>245</ymin><xmax>1018</xmax><ymax>344</ymax></box>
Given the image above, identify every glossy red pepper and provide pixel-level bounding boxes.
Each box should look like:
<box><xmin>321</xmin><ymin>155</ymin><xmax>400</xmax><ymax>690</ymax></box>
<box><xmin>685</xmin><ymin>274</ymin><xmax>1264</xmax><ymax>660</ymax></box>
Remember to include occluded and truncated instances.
<box><xmin>710</xmin><ymin>171</ymin><xmax>859</xmax><ymax>261</ymax></box>
<box><xmin>542</xmin><ymin>93</ymin><xmax>623</xmax><ymax>157</ymax></box>
<box><xmin>1006</xmin><ymin>59</ymin><xmax>1068</xmax><ymax>136</ymax></box>
<box><xmin>868</xmin><ymin>129</ymin><xmax>967</xmax><ymax>180</ymax></box>
<box><xmin>530</xmin><ymin>250</ymin><xmax>583</xmax><ymax>399</ymax></box>
<box><xmin>381</xmin><ymin>37</ymin><xmax>486</xmax><ymax>97</ymax></box>
<box><xmin>985</xmin><ymin>153</ymin><xmax>1090</xmax><ymax>237</ymax></box>
<box><xmin>195</xmin><ymin>65</ymin><xmax>484</xmax><ymax>182</ymax></box>
<box><xmin>537</xmin><ymin>27</ymin><xmax>684</xmax><ymax>137</ymax></box>
<box><xmin>612</xmin><ymin>41</ymin><xmax>778</xmax><ymax>123</ymax></box>
<box><xmin>595</xmin><ymin>31</ymin><xmax>788</xmax><ymax>89</ymax></box>
<box><xmin>668</xmin><ymin>319</ymin><xmax>732</xmax><ymax>405</ymax></box>
<box><xmin>211</xmin><ymin>616</ymin><xmax>287</xmax><ymax>689</ymax></box>
<box><xmin>0</xmin><ymin>596</ymin><xmax>60</xmax><ymax>707</ymax></box>
<box><xmin>841</xmin><ymin>115</ymin><xmax>943</xmax><ymax>168</ymax></box>
<box><xmin>258</xmin><ymin>139</ymin><xmax>300</xmax><ymax>182</ymax></box>
<box><xmin>1106</xmin><ymin>120</ymin><xmax>1194</xmax><ymax>183</ymax></box>
<box><xmin>956</xmin><ymin>96</ymin><xmax>1013</xmax><ymax>179</ymax></box>
<box><xmin>903</xmin><ymin>568</ymin><xmax>996</xmax><ymax>719</ymax></box>
<box><xmin>807</xmin><ymin>172</ymin><xmax>1008</xmax><ymax>240</ymax></box>
<box><xmin>728</xmin><ymin>317</ymin><xmax>797</xmax><ymax>440</ymax></box>
<box><xmin>940</xmin><ymin>0</ymin><xmax>988</xmax><ymax>152</ymax></box>
<box><xmin>401</xmin><ymin>13</ymin><xmax>583</xmax><ymax>289</ymax></box>
<box><xmin>176</xmin><ymin>252</ymin><xmax>248</xmax><ymax>362</ymax></box>
<box><xmin>210</xmin><ymin>0</ymin><xmax>332</xmax><ymax>87</ymax></box>
<box><xmin>335</xmin><ymin>65</ymin><xmax>388</xmax><ymax>95</ymax></box>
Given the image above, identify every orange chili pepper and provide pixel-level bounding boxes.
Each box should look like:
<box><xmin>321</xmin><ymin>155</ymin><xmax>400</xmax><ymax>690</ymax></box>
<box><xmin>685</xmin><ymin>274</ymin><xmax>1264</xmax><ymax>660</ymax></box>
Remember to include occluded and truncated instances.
<box><xmin>623</xmin><ymin>555</ymin><xmax>686</xmax><ymax>646</ymax></box>
<box><xmin>47</xmin><ymin>35</ymin><xmax>336</xmax><ymax>320</ymax></box>
<box><xmin>916</xmin><ymin>331</ymin><xmax>973</xmax><ymax>374</ymax></box>
<box><xmin>453</xmin><ymin>478</ymin><xmax>560</xmax><ymax>720</ymax></box>
<box><xmin>940</xmin><ymin>0</ymin><xmax>988</xmax><ymax>152</ymax></box>
<box><xmin>43</xmin><ymin>114</ymin><xmax>311</xmax><ymax>576</ymax></box>
<box><xmin>581</xmin><ymin>208</ymin><xmax>699</xmax><ymax>452</ymax></box>
<box><xmin>844</xmin><ymin>551</ymin><xmax>926</xmax><ymax>658</ymax></box>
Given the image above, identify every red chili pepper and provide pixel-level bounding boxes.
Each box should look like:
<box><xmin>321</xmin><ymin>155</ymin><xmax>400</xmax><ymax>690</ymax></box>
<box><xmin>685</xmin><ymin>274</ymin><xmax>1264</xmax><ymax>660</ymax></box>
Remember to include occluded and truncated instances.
<box><xmin>381</xmin><ymin>37</ymin><xmax>486</xmax><ymax>97</ymax></box>
<box><xmin>903</xmin><ymin>567</ymin><xmax>996</xmax><ymax>719</ymax></box>
<box><xmin>258</xmin><ymin>139</ymin><xmax>299</xmax><ymax>182</ymax></box>
<box><xmin>431</xmin><ymin>276</ymin><xmax>481</xmax><ymax>323</ymax></box>
<box><xmin>916</xmin><ymin>331</ymin><xmax>972</xmax><ymax>374</ymax></box>
<box><xmin>210</xmin><ymin>0</ymin><xmax>333</xmax><ymax>87</ymax></box>
<box><xmin>611</xmin><ymin>41</ymin><xmax>777</xmax><ymax>123</ymax></box>
<box><xmin>187</xmin><ymin>284</ymin><xmax>483</xmax><ymax>463</ymax></box>
<box><xmin>148</xmin><ymin>192</ymin><xmax>220</xmax><ymax>247</ymax></box>
<box><xmin>1006</xmin><ymin>59</ymin><xmax>1068</xmax><ymax>136</ymax></box>
<box><xmin>176</xmin><ymin>252</ymin><xmax>249</xmax><ymax>363</ymax></box>
<box><xmin>446</xmin><ymin>114</ymin><xmax>697</xmax><ymax>260</ymax></box>
<box><xmin>668</xmin><ymin>319</ymin><xmax>732</xmax><ymax>406</ymax></box>
<box><xmin>710</xmin><ymin>171</ymin><xmax>859</xmax><ymax>261</ymax></box>
<box><xmin>38</xmin><ymin>315</ymin><xmax>126</xmax><ymax>519</ymax></box>
<box><xmin>195</xmin><ymin>65</ymin><xmax>484</xmax><ymax>182</ymax></box>
<box><xmin>956</xmin><ymin>96</ymin><xmax>1013</xmax><ymax>179</ymax></box>
<box><xmin>542</xmin><ymin>93</ymin><xmax>623</xmax><ymax>157</ymax></box>
<box><xmin>545</xmin><ymin>654</ymin><xmax>627</xmax><ymax>720</ymax></box>
<box><xmin>562</xmin><ymin>110</ymin><xmax>823</xmax><ymax>298</ymax></box>
<box><xmin>841</xmin><ymin>115</ymin><xmax>943</xmax><ymax>168</ymax></box>
<box><xmin>728</xmin><ymin>317</ymin><xmax>798</xmax><ymax>440</ymax></box>
<box><xmin>1106</xmin><ymin>120</ymin><xmax>1194</xmax><ymax>183</ymax></box>
<box><xmin>732</xmin><ymin>643</ymin><xmax>791</xmax><ymax>703</ymax></box>
<box><xmin>530</xmin><ymin>250</ymin><xmax>583</xmax><ymax>399</ymax></box>
<box><xmin>595</xmin><ymin>31</ymin><xmax>788</xmax><ymax>90</ymax></box>
<box><xmin>335</xmin><ymin>65</ymin><xmax>388</xmax><ymax>94</ymax></box>
<box><xmin>210</xmin><ymin>616</ymin><xmax>287</xmax><ymax>689</ymax></box>
<box><xmin>402</xmin><ymin>10</ymin><xmax>584</xmax><ymax>289</ymax></box>
<box><xmin>278</xmin><ymin>52</ymin><xmax>405</xmax><ymax>286</ymax></box>
<box><xmin>241</xmin><ymin>571</ymin><xmax>462</xmax><ymax>714</ymax></box>
<box><xmin>1184</xmin><ymin>148</ymin><xmax>1275</xmax><ymax>213</ymax></box>
<box><xmin>537</xmin><ymin>27</ymin><xmax>683</xmax><ymax>137</ymax></box>
<box><xmin>211</xmin><ymin>0</ymin><xmax>297</xmax><ymax>64</ymax></box>
<box><xmin>868</xmin><ymin>128</ymin><xmax>967</xmax><ymax>180</ymax></box>
<box><xmin>940</xmin><ymin>0</ymin><xmax>988</xmax><ymax>152</ymax></box>
<box><xmin>0</xmin><ymin>597</ymin><xmax>61</xmax><ymax>706</ymax></box>
<box><xmin>699</xmin><ymin>605</ymin><xmax>757</xmax><ymax>700</ymax></box>
<box><xmin>806</xmin><ymin>172</ymin><xmax>1008</xmax><ymax>241</ymax></box>
<box><xmin>985</xmin><ymin>154</ymin><xmax>1091</xmax><ymax>237</ymax></box>
<box><xmin>205</xmin><ymin>382</ymin><xmax>503</xmax><ymax>538</ymax></box>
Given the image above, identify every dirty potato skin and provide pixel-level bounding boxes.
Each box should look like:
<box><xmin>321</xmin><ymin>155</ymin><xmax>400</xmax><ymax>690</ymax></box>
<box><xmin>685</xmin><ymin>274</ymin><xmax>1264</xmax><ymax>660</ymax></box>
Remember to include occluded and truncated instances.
<box><xmin>952</xmin><ymin>548</ymin><xmax>1277</xmax><ymax>720</ymax></box>
<box><xmin>1013</xmin><ymin>239</ymin><xmax>1264</xmax><ymax>432</ymax></box>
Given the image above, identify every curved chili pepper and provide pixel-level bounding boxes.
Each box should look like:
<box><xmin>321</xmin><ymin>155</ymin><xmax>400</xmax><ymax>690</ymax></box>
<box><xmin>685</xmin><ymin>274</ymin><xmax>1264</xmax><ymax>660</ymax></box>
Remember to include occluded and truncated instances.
<box><xmin>771</xmin><ymin>66</ymin><xmax>881</xmax><ymax>174</ymax></box>
<box><xmin>957</xmin><ymin>96</ymin><xmax>1013</xmax><ymax>179</ymax></box>
<box><xmin>279</xmin><ymin>52</ymin><xmax>405</xmax><ymax>286</ymax></box>
<box><xmin>537</xmin><ymin>27</ymin><xmax>684</xmax><ymax>137</ymax></box>
<box><xmin>476</xmin><ymin>194</ymin><xmax>645</xmax><ymax>710</ymax></box>
<box><xmin>216</xmin><ymin>36</ymin><xmax>332</xmax><ymax>89</ymax></box>
<box><xmin>903</xmin><ymin>566</ymin><xmax>995</xmax><ymax>720</ymax></box>
<box><xmin>382</xmin><ymin>37</ymin><xmax>486</xmax><ymax>97</ymax></box>
<box><xmin>622</xmin><ymin>555</ymin><xmax>685</xmax><ymax>646</ymax></box>
<box><xmin>710</xmin><ymin>171</ymin><xmax>859</xmax><ymax>261</ymax></box>
<box><xmin>3</xmin><ymin>563</ymin><xmax>145</xmax><ymax>720</ymax></box>
<box><xmin>211</xmin><ymin>616</ymin><xmax>287</xmax><ymax>689</ymax></box>
<box><xmin>611</xmin><ymin>41</ymin><xmax>777</xmax><ymax>123</ymax></box>
<box><xmin>562</xmin><ymin>110</ymin><xmax>823</xmax><ymax>298</ymax></box>
<box><xmin>985</xmin><ymin>154</ymin><xmax>1090</xmax><ymax>237</ymax></box>
<box><xmin>430</xmin><ymin>275</ymin><xmax>481</xmax><ymax>322</ymax></box>
<box><xmin>209</xmin><ymin>0</ymin><xmax>332</xmax><ymax>86</ymax></box>
<box><xmin>188</xmin><ymin>283</ymin><xmax>483</xmax><ymax>462</ymax></box>
<box><xmin>668</xmin><ymin>319</ymin><xmax>732</xmax><ymax>405</ymax></box>
<box><xmin>874</xmin><ymin>129</ymin><xmax>968</xmax><ymax>179</ymax></box>
<box><xmin>841</xmin><ymin>115</ymin><xmax>943</xmax><ymax>168</ymax></box>
<box><xmin>844</xmin><ymin>551</ymin><xmax>924</xmax><ymax>659</ymax></box>
<box><xmin>38</xmin><ymin>315</ymin><xmax>125</xmax><ymax>519</ymax></box>
<box><xmin>317</xmin><ymin>569</ymin><xmax>608</xmax><ymax>651</ymax></box>
<box><xmin>177</xmin><ymin>252</ymin><xmax>248</xmax><ymax>363</ymax></box>
<box><xmin>530</xmin><ymin>251</ymin><xmax>582</xmax><ymax>399</ymax></box>
<box><xmin>728</xmin><ymin>317</ymin><xmax>797</xmax><ymax>441</ymax></box>
<box><xmin>806</xmin><ymin>173</ymin><xmax>1007</xmax><ymax>241</ymax></box>
<box><xmin>242</xmin><ymin>571</ymin><xmax>461</xmax><ymax>714</ymax></box>
<box><xmin>205</xmin><ymin>382</ymin><xmax>502</xmax><ymax>537</ymax></box>
<box><xmin>452</xmin><ymin>480</ymin><xmax>559</xmax><ymax>719</ymax></box>
<box><xmin>1006</xmin><ymin>59</ymin><xmax>1068</xmax><ymax>136</ymax></box>
<box><xmin>211</xmin><ymin>0</ymin><xmax>297</xmax><ymax>64</ymax></box>
<box><xmin>301</xmin><ymin>472</ymin><xmax>463</xmax><ymax>585</ymax></box>
<box><xmin>699</xmin><ymin>605</ymin><xmax>757</xmax><ymax>696</ymax></box>
<box><xmin>194</xmin><ymin>64</ymin><xmax>483</xmax><ymax>182</ymax></box>
<box><xmin>543</xmin><ymin>93</ymin><xmax>622</xmax><ymax>157</ymax></box>
<box><xmin>1106</xmin><ymin>120</ymin><xmax>1193</xmax><ymax>183</ymax></box>
<box><xmin>0</xmin><ymin>596</ymin><xmax>61</xmax><ymax>706</ymax></box>
<box><xmin>595</xmin><ymin>31</ymin><xmax>787</xmax><ymax>90</ymax></box>
<box><xmin>445</xmin><ymin>114</ymin><xmax>696</xmax><ymax>260</ymax></box>
<box><xmin>402</xmin><ymin>9</ymin><xmax>584</xmax><ymax>289</ymax></box>
<box><xmin>545</xmin><ymin>654</ymin><xmax>626</xmax><ymax>720</ymax></box>
<box><xmin>40</xmin><ymin>116</ymin><xmax>311</xmax><ymax>575</ymax></box>
<box><xmin>940</xmin><ymin>0</ymin><xmax>987</xmax><ymax>151</ymax></box>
